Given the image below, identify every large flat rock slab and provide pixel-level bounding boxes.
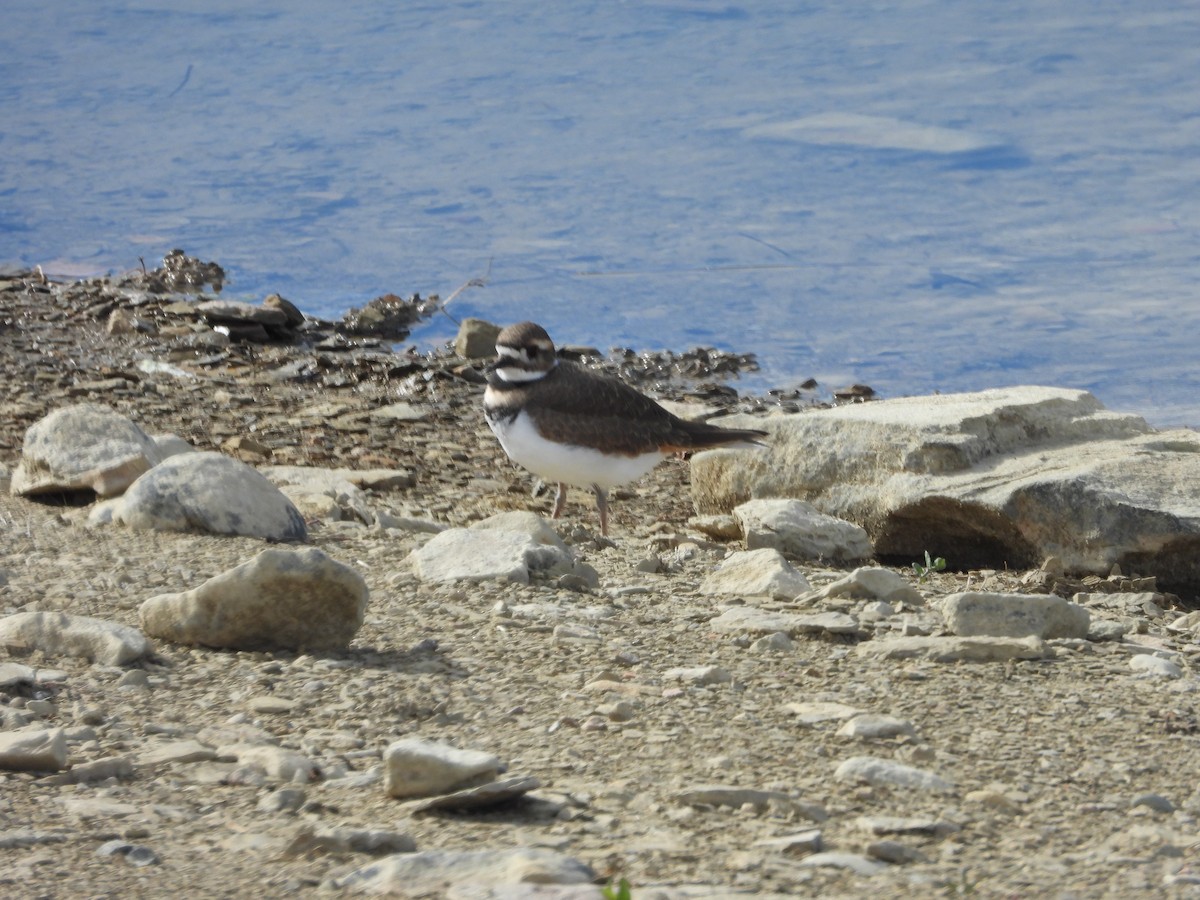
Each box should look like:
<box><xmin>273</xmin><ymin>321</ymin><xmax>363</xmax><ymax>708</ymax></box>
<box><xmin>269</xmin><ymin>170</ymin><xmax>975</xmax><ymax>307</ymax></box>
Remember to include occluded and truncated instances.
<box><xmin>692</xmin><ymin>386</ymin><xmax>1200</xmax><ymax>597</ymax></box>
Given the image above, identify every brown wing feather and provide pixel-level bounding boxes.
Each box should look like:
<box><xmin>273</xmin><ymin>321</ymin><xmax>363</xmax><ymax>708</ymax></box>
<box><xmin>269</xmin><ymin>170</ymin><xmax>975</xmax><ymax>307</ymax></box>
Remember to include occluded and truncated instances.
<box><xmin>525</xmin><ymin>361</ymin><xmax>766</xmax><ymax>456</ymax></box>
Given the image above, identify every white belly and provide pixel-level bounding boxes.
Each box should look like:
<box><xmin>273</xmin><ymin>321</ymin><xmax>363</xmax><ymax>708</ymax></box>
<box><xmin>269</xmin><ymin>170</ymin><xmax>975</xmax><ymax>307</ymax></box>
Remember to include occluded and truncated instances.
<box><xmin>488</xmin><ymin>409</ymin><xmax>665</xmax><ymax>490</ymax></box>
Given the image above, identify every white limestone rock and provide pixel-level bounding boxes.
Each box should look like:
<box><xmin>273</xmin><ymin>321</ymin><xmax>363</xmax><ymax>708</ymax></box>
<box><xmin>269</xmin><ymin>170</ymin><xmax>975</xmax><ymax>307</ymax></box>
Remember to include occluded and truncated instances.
<box><xmin>935</xmin><ymin>591</ymin><xmax>1090</xmax><ymax>639</ymax></box>
<box><xmin>834</xmin><ymin>755</ymin><xmax>955</xmax><ymax>794</ymax></box>
<box><xmin>411</xmin><ymin>513</ymin><xmax>572</xmax><ymax>584</ymax></box>
<box><xmin>139</xmin><ymin>547</ymin><xmax>367</xmax><ymax>651</ymax></box>
<box><xmin>325</xmin><ymin>847</ymin><xmax>596</xmax><ymax>894</ymax></box>
<box><xmin>261</xmin><ymin>464</ymin><xmax>415</xmax><ymax>525</ymax></box>
<box><xmin>12</xmin><ymin>403</ymin><xmax>163</xmax><ymax>498</ymax></box>
<box><xmin>699</xmin><ymin>548</ymin><xmax>812</xmax><ymax>600</ymax></box>
<box><xmin>1129</xmin><ymin>654</ymin><xmax>1184</xmax><ymax>679</ymax></box>
<box><xmin>837</xmin><ymin>714</ymin><xmax>917</xmax><ymax>740</ymax></box>
<box><xmin>855</xmin><ymin>634</ymin><xmax>1050</xmax><ymax>663</ymax></box>
<box><xmin>806</xmin><ymin>566</ymin><xmax>924</xmax><ymax>604</ymax></box>
<box><xmin>0</xmin><ymin>728</ymin><xmax>68</xmax><ymax>772</ymax></box>
<box><xmin>383</xmin><ymin>737</ymin><xmax>503</xmax><ymax>799</ymax></box>
<box><xmin>114</xmin><ymin>451</ymin><xmax>307</xmax><ymax>541</ymax></box>
<box><xmin>0</xmin><ymin>612</ymin><xmax>151</xmax><ymax>665</ymax></box>
<box><xmin>692</xmin><ymin>386</ymin><xmax>1200</xmax><ymax>596</ymax></box>
<box><xmin>734</xmin><ymin>498</ymin><xmax>872</xmax><ymax>562</ymax></box>
<box><xmin>708</xmin><ymin>606</ymin><xmax>859</xmax><ymax>636</ymax></box>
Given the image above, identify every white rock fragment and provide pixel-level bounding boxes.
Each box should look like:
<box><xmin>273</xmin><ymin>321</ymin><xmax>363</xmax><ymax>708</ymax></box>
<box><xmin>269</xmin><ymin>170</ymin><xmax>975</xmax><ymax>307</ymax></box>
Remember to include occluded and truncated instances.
<box><xmin>753</xmin><ymin>830</ymin><xmax>824</xmax><ymax>856</ymax></box>
<box><xmin>798</xmin><ymin>851</ymin><xmax>887</xmax><ymax>876</ymax></box>
<box><xmin>855</xmin><ymin>635</ymin><xmax>1050</xmax><ymax>663</ymax></box>
<box><xmin>383</xmin><ymin>737</ymin><xmax>502</xmax><ymax>799</ymax></box>
<box><xmin>0</xmin><ymin>612</ymin><xmax>152</xmax><ymax>665</ymax></box>
<box><xmin>935</xmin><ymin>592</ymin><xmax>1089</xmax><ymax>639</ymax></box>
<box><xmin>709</xmin><ymin>606</ymin><xmax>858</xmax><ymax>636</ymax></box>
<box><xmin>806</xmin><ymin>567</ymin><xmax>923</xmax><ymax>604</ymax></box>
<box><xmin>325</xmin><ymin>847</ymin><xmax>596</xmax><ymax>893</ymax></box>
<box><xmin>283</xmin><ymin>825</ymin><xmax>416</xmax><ymax>858</ymax></box>
<box><xmin>836</xmin><ymin>714</ymin><xmax>917</xmax><ymax>740</ymax></box>
<box><xmin>11</xmin><ymin>403</ymin><xmax>163</xmax><ymax>498</ymax></box>
<box><xmin>0</xmin><ymin>728</ymin><xmax>68</xmax><ymax>771</ymax></box>
<box><xmin>784</xmin><ymin>702</ymin><xmax>863</xmax><ymax>725</ymax></box>
<box><xmin>139</xmin><ymin>740</ymin><xmax>220</xmax><ymax>766</ymax></box>
<box><xmin>834</xmin><ymin>755</ymin><xmax>955</xmax><ymax>794</ymax></box>
<box><xmin>228</xmin><ymin>745</ymin><xmax>320</xmax><ymax>782</ymax></box>
<box><xmin>411</xmin><ymin>513</ymin><xmax>573</xmax><ymax>584</ymax></box>
<box><xmin>114</xmin><ymin>451</ymin><xmax>307</xmax><ymax>541</ymax></box>
<box><xmin>664</xmin><ymin>665</ymin><xmax>733</xmax><ymax>686</ymax></box>
<box><xmin>1129</xmin><ymin>654</ymin><xmax>1184</xmax><ymax>679</ymax></box>
<box><xmin>140</xmin><ymin>547</ymin><xmax>367</xmax><ymax>651</ymax></box>
<box><xmin>734</xmin><ymin>498</ymin><xmax>873</xmax><ymax>562</ymax></box>
<box><xmin>699</xmin><ymin>548</ymin><xmax>812</xmax><ymax>600</ymax></box>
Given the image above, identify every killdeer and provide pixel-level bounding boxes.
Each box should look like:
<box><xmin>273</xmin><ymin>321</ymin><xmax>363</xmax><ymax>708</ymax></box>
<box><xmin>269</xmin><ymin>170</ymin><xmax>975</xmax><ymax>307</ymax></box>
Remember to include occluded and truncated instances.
<box><xmin>483</xmin><ymin>321</ymin><xmax>767</xmax><ymax>535</ymax></box>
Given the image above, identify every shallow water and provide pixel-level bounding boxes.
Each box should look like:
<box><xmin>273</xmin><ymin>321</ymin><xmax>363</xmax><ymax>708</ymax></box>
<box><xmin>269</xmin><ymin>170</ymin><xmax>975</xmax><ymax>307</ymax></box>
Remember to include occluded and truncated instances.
<box><xmin>2</xmin><ymin>1</ymin><xmax>1198</xmax><ymax>425</ymax></box>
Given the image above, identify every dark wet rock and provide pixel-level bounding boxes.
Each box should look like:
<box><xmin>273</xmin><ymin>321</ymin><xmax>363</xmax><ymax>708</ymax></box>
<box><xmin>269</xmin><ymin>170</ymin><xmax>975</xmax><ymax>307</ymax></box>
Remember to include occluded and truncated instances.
<box><xmin>338</xmin><ymin>292</ymin><xmax>436</xmax><ymax>339</ymax></box>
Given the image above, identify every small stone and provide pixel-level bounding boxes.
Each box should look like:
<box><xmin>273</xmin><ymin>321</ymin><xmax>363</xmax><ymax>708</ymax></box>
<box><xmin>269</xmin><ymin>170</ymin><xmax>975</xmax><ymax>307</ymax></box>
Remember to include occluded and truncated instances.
<box><xmin>750</xmin><ymin>632</ymin><xmax>795</xmax><ymax>653</ymax></box>
<box><xmin>0</xmin><ymin>612</ymin><xmax>152</xmax><ymax>666</ymax></box>
<box><xmin>0</xmin><ymin>729</ymin><xmax>68</xmax><ymax>771</ymax></box>
<box><xmin>664</xmin><ymin>665</ymin><xmax>732</xmax><ymax>686</ymax></box>
<box><xmin>405</xmin><ymin>775</ymin><xmax>542</xmax><ymax>813</ymax></box>
<box><xmin>798</xmin><ymin>851</ymin><xmax>887</xmax><ymax>876</ymax></box>
<box><xmin>1129</xmin><ymin>654</ymin><xmax>1183</xmax><ymax>679</ymax></box>
<box><xmin>867</xmin><ymin>840</ymin><xmax>926</xmax><ymax>864</ymax></box>
<box><xmin>257</xmin><ymin>787</ymin><xmax>307</xmax><ymax>813</ymax></box>
<box><xmin>699</xmin><ymin>548</ymin><xmax>812</xmax><ymax>600</ymax></box>
<box><xmin>383</xmin><ymin>737</ymin><xmax>502</xmax><ymax>799</ymax></box>
<box><xmin>836</xmin><ymin>714</ymin><xmax>917</xmax><ymax>740</ymax></box>
<box><xmin>117</xmin><ymin>670</ymin><xmax>149</xmax><ymax>689</ymax></box>
<box><xmin>1131</xmin><ymin>792</ymin><xmax>1175</xmax><ymax>814</ymax></box>
<box><xmin>834</xmin><ymin>756</ymin><xmax>954</xmax><ymax>794</ymax></box>
<box><xmin>753</xmin><ymin>829</ymin><xmax>823</xmax><ymax>856</ymax></box>
<box><xmin>597</xmin><ymin>701</ymin><xmax>637</xmax><ymax>722</ymax></box>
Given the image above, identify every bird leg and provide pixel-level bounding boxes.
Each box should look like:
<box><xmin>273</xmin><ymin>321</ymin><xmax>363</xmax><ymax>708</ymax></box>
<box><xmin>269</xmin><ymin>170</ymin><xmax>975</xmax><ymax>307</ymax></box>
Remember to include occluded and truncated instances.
<box><xmin>593</xmin><ymin>485</ymin><xmax>609</xmax><ymax>536</ymax></box>
<box><xmin>552</xmin><ymin>482</ymin><xmax>568</xmax><ymax>519</ymax></box>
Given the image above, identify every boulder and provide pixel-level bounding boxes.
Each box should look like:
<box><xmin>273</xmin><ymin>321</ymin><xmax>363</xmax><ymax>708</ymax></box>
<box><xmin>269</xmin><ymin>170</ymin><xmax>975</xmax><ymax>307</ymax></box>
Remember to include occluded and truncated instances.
<box><xmin>139</xmin><ymin>547</ymin><xmax>367</xmax><ymax>650</ymax></box>
<box><xmin>115</xmin><ymin>451</ymin><xmax>306</xmax><ymax>541</ymax></box>
<box><xmin>691</xmin><ymin>386</ymin><xmax>1200</xmax><ymax>598</ymax></box>
<box><xmin>11</xmin><ymin>403</ymin><xmax>163</xmax><ymax>497</ymax></box>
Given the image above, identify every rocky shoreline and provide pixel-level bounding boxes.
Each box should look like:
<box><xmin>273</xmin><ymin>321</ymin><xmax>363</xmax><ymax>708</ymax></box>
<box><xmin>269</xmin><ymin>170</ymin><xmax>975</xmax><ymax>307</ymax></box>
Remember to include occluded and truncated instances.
<box><xmin>3</xmin><ymin>262</ymin><xmax>1200</xmax><ymax>898</ymax></box>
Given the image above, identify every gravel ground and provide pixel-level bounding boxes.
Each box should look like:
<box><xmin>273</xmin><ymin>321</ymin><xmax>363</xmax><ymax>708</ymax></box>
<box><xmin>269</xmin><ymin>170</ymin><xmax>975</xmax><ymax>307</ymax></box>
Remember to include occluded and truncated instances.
<box><xmin>2</xmin><ymin>270</ymin><xmax>1200</xmax><ymax>899</ymax></box>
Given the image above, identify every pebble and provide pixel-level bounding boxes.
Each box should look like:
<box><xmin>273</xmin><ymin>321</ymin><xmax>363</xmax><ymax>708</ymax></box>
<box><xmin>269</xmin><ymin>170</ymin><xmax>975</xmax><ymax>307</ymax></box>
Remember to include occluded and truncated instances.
<box><xmin>1129</xmin><ymin>654</ymin><xmax>1184</xmax><ymax>678</ymax></box>
<box><xmin>836</xmin><ymin>714</ymin><xmax>917</xmax><ymax>740</ymax></box>
<box><xmin>1130</xmin><ymin>792</ymin><xmax>1175</xmax><ymax>814</ymax></box>
<box><xmin>664</xmin><ymin>665</ymin><xmax>733</xmax><ymax>686</ymax></box>
<box><xmin>834</xmin><ymin>756</ymin><xmax>955</xmax><ymax>794</ymax></box>
<box><xmin>798</xmin><ymin>851</ymin><xmax>887</xmax><ymax>876</ymax></box>
<box><xmin>753</xmin><ymin>829</ymin><xmax>823</xmax><ymax>856</ymax></box>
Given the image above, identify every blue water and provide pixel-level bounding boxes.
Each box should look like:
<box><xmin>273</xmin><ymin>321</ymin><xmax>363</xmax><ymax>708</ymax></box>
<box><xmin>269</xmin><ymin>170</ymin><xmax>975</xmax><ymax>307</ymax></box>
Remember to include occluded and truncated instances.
<box><xmin>3</xmin><ymin>2</ymin><xmax>1198</xmax><ymax>426</ymax></box>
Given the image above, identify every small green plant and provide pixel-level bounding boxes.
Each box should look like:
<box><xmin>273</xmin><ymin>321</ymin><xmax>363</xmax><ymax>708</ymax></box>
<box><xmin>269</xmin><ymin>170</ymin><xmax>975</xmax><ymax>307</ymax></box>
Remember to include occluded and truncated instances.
<box><xmin>602</xmin><ymin>878</ymin><xmax>632</xmax><ymax>900</ymax></box>
<box><xmin>912</xmin><ymin>550</ymin><xmax>947</xmax><ymax>582</ymax></box>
